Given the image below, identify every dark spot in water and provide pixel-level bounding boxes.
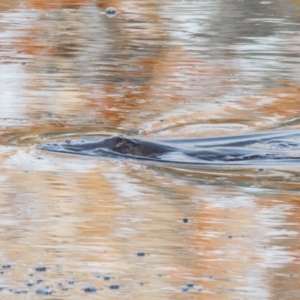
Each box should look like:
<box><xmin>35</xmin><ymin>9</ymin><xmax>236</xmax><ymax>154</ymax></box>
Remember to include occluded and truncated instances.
<box><xmin>228</xmin><ymin>235</ymin><xmax>233</xmax><ymax>239</ymax></box>
<box><xmin>62</xmin><ymin>287</ymin><xmax>69</xmax><ymax>291</ymax></box>
<box><xmin>104</xmin><ymin>276</ymin><xmax>110</xmax><ymax>281</ymax></box>
<box><xmin>14</xmin><ymin>290</ymin><xmax>28</xmax><ymax>294</ymax></box>
<box><xmin>183</xmin><ymin>218</ymin><xmax>189</xmax><ymax>223</ymax></box>
<box><xmin>2</xmin><ymin>264</ymin><xmax>11</xmax><ymax>269</ymax></box>
<box><xmin>109</xmin><ymin>285</ymin><xmax>120</xmax><ymax>290</ymax></box>
<box><xmin>22</xmin><ymin>62</ymin><xmax>26</xmax><ymax>65</ymax></box>
<box><xmin>105</xmin><ymin>7</ymin><xmax>117</xmax><ymax>17</ymax></box>
<box><xmin>187</xmin><ymin>283</ymin><xmax>194</xmax><ymax>288</ymax></box>
<box><xmin>198</xmin><ymin>288</ymin><xmax>202</xmax><ymax>292</ymax></box>
<box><xmin>140</xmin><ymin>282</ymin><xmax>144</xmax><ymax>286</ymax></box>
<box><xmin>160</xmin><ymin>119</ymin><xmax>164</xmax><ymax>122</ymax></box>
<box><xmin>36</xmin><ymin>279</ymin><xmax>43</xmax><ymax>284</ymax></box>
<box><xmin>258</xmin><ymin>168</ymin><xmax>264</xmax><ymax>171</ymax></box>
<box><xmin>0</xmin><ymin>287</ymin><xmax>4</xmax><ymax>292</ymax></box>
<box><xmin>290</xmin><ymin>273</ymin><xmax>294</xmax><ymax>277</ymax></box>
<box><xmin>35</xmin><ymin>266</ymin><xmax>47</xmax><ymax>272</ymax></box>
<box><xmin>208</xmin><ymin>276</ymin><xmax>213</xmax><ymax>279</ymax></box>
<box><xmin>65</xmin><ymin>140</ymin><xmax>71</xmax><ymax>144</ymax></box>
<box><xmin>27</xmin><ymin>282</ymin><xmax>35</xmax><ymax>287</ymax></box>
<box><xmin>158</xmin><ymin>274</ymin><xmax>163</xmax><ymax>277</ymax></box>
<box><xmin>83</xmin><ymin>286</ymin><xmax>98</xmax><ymax>294</ymax></box>
<box><xmin>29</xmin><ymin>273</ymin><xmax>33</xmax><ymax>277</ymax></box>
<box><xmin>35</xmin><ymin>288</ymin><xmax>52</xmax><ymax>296</ymax></box>
<box><xmin>68</xmin><ymin>279</ymin><xmax>75</xmax><ymax>285</ymax></box>
<box><xmin>182</xmin><ymin>287</ymin><xmax>189</xmax><ymax>292</ymax></box>
<box><xmin>137</xmin><ymin>252</ymin><xmax>146</xmax><ymax>257</ymax></box>
<box><xmin>0</xmin><ymin>272</ymin><xmax>4</xmax><ymax>275</ymax></box>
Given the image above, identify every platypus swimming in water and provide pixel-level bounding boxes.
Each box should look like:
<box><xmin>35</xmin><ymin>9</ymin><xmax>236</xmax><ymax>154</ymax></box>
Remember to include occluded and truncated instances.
<box><xmin>40</xmin><ymin>130</ymin><xmax>300</xmax><ymax>165</ymax></box>
<box><xmin>41</xmin><ymin>136</ymin><xmax>177</xmax><ymax>160</ymax></box>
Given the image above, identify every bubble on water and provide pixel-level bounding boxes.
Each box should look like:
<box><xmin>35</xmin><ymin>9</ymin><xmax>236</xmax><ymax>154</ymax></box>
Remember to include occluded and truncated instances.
<box><xmin>83</xmin><ymin>286</ymin><xmax>98</xmax><ymax>294</ymax></box>
<box><xmin>105</xmin><ymin>7</ymin><xmax>117</xmax><ymax>18</ymax></box>
<box><xmin>35</xmin><ymin>288</ymin><xmax>52</xmax><ymax>296</ymax></box>
<box><xmin>68</xmin><ymin>279</ymin><xmax>75</xmax><ymax>285</ymax></box>
<box><xmin>14</xmin><ymin>290</ymin><xmax>28</xmax><ymax>295</ymax></box>
<box><xmin>35</xmin><ymin>266</ymin><xmax>47</xmax><ymax>272</ymax></box>
<box><xmin>109</xmin><ymin>284</ymin><xmax>120</xmax><ymax>290</ymax></box>
<box><xmin>26</xmin><ymin>282</ymin><xmax>35</xmax><ymax>287</ymax></box>
<box><xmin>2</xmin><ymin>265</ymin><xmax>11</xmax><ymax>269</ymax></box>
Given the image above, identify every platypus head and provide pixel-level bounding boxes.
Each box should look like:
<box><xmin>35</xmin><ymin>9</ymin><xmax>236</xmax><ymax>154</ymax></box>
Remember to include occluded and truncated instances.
<box><xmin>104</xmin><ymin>136</ymin><xmax>172</xmax><ymax>158</ymax></box>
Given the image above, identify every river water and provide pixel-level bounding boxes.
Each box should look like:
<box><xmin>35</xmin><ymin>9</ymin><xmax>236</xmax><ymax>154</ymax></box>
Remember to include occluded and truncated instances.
<box><xmin>0</xmin><ymin>0</ymin><xmax>300</xmax><ymax>299</ymax></box>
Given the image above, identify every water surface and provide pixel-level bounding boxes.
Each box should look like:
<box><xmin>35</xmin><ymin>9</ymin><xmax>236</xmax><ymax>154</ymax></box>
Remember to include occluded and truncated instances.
<box><xmin>0</xmin><ymin>0</ymin><xmax>300</xmax><ymax>299</ymax></box>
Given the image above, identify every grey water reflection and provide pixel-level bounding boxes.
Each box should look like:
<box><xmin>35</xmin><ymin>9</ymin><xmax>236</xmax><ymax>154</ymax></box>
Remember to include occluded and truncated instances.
<box><xmin>0</xmin><ymin>0</ymin><xmax>300</xmax><ymax>299</ymax></box>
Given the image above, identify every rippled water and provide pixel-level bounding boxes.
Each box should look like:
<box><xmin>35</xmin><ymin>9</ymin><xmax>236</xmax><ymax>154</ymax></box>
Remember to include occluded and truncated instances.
<box><xmin>0</xmin><ymin>0</ymin><xmax>300</xmax><ymax>299</ymax></box>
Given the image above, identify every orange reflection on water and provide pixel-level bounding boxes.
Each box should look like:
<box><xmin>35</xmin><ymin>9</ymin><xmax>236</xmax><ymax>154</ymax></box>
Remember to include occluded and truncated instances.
<box><xmin>25</xmin><ymin>0</ymin><xmax>90</xmax><ymax>9</ymax></box>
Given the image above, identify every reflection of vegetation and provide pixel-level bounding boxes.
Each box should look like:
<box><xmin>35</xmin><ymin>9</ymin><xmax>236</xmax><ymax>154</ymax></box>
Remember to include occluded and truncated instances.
<box><xmin>25</xmin><ymin>0</ymin><xmax>89</xmax><ymax>9</ymax></box>
<box><xmin>8</xmin><ymin>0</ymin><xmax>300</xmax><ymax>134</ymax></box>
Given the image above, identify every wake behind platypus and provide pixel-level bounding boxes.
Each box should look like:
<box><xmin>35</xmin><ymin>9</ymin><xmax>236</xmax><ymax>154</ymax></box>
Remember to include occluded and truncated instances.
<box><xmin>39</xmin><ymin>130</ymin><xmax>300</xmax><ymax>166</ymax></box>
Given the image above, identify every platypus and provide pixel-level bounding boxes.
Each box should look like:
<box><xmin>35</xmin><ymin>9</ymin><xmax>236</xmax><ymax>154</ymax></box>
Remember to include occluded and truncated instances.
<box><xmin>40</xmin><ymin>131</ymin><xmax>300</xmax><ymax>165</ymax></box>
